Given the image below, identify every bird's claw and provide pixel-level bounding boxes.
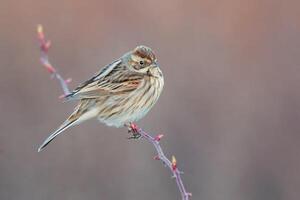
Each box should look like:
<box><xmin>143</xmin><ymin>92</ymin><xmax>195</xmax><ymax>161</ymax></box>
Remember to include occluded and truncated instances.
<box><xmin>126</xmin><ymin>123</ymin><xmax>141</xmax><ymax>140</ymax></box>
<box><xmin>127</xmin><ymin>133</ymin><xmax>142</xmax><ymax>140</ymax></box>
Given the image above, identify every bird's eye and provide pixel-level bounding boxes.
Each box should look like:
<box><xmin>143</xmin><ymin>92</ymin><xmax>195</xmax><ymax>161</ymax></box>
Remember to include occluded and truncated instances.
<box><xmin>139</xmin><ymin>60</ymin><xmax>144</xmax><ymax>66</ymax></box>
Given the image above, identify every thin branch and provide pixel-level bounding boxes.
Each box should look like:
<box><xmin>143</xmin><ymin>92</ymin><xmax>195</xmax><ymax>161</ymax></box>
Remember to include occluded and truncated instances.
<box><xmin>130</xmin><ymin>123</ymin><xmax>192</xmax><ymax>200</ymax></box>
<box><xmin>36</xmin><ymin>25</ymin><xmax>191</xmax><ymax>200</ymax></box>
<box><xmin>37</xmin><ymin>24</ymin><xmax>71</xmax><ymax>98</ymax></box>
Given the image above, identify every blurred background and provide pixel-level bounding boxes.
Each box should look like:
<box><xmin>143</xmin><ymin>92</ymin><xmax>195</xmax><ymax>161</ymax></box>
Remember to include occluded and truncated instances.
<box><xmin>0</xmin><ymin>0</ymin><xmax>300</xmax><ymax>199</ymax></box>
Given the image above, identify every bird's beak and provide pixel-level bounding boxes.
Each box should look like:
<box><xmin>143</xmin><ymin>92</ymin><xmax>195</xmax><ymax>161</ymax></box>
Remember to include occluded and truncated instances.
<box><xmin>147</xmin><ymin>62</ymin><xmax>160</xmax><ymax>77</ymax></box>
<box><xmin>152</xmin><ymin>61</ymin><xmax>159</xmax><ymax>68</ymax></box>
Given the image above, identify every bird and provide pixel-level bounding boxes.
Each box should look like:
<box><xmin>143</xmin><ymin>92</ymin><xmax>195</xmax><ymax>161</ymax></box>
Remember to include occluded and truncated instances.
<box><xmin>38</xmin><ymin>45</ymin><xmax>164</xmax><ymax>152</ymax></box>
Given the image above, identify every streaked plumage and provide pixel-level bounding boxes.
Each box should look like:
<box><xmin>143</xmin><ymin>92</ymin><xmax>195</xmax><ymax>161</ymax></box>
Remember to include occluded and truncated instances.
<box><xmin>38</xmin><ymin>45</ymin><xmax>164</xmax><ymax>152</ymax></box>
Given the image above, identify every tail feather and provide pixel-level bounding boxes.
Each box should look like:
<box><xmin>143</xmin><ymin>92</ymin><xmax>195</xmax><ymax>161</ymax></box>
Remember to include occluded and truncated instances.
<box><xmin>38</xmin><ymin>119</ymin><xmax>76</xmax><ymax>152</ymax></box>
<box><xmin>38</xmin><ymin>101</ymin><xmax>99</xmax><ymax>152</ymax></box>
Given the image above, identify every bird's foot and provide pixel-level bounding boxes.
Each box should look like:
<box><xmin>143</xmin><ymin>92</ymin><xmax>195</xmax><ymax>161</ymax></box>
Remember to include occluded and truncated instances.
<box><xmin>125</xmin><ymin>123</ymin><xmax>142</xmax><ymax>140</ymax></box>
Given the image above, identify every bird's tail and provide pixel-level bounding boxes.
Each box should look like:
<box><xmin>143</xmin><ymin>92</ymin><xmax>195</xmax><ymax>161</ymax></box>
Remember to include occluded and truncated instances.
<box><xmin>38</xmin><ymin>99</ymin><xmax>99</xmax><ymax>152</ymax></box>
<box><xmin>38</xmin><ymin>119</ymin><xmax>77</xmax><ymax>152</ymax></box>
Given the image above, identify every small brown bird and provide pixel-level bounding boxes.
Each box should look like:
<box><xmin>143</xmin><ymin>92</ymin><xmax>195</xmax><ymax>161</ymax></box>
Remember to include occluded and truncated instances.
<box><xmin>38</xmin><ymin>45</ymin><xmax>164</xmax><ymax>152</ymax></box>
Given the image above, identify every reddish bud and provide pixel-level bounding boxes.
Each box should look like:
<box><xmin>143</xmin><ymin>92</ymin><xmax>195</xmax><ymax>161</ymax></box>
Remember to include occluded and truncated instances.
<box><xmin>171</xmin><ymin>155</ymin><xmax>177</xmax><ymax>171</ymax></box>
<box><xmin>40</xmin><ymin>44</ymin><xmax>47</xmax><ymax>52</ymax></box>
<box><xmin>153</xmin><ymin>155</ymin><xmax>160</xmax><ymax>160</ymax></box>
<box><xmin>154</xmin><ymin>134</ymin><xmax>164</xmax><ymax>141</ymax></box>
<box><xmin>45</xmin><ymin>40</ymin><xmax>51</xmax><ymax>50</ymax></box>
<box><xmin>59</xmin><ymin>94</ymin><xmax>65</xmax><ymax>99</ymax></box>
<box><xmin>65</xmin><ymin>78</ymin><xmax>72</xmax><ymax>84</ymax></box>
<box><xmin>37</xmin><ymin>25</ymin><xmax>44</xmax><ymax>40</ymax></box>
<box><xmin>40</xmin><ymin>40</ymin><xmax>50</xmax><ymax>52</ymax></box>
<box><xmin>44</xmin><ymin>63</ymin><xmax>56</xmax><ymax>73</ymax></box>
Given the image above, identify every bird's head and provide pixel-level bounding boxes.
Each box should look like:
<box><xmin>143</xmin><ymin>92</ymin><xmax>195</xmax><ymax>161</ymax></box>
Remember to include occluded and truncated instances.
<box><xmin>125</xmin><ymin>45</ymin><xmax>161</xmax><ymax>77</ymax></box>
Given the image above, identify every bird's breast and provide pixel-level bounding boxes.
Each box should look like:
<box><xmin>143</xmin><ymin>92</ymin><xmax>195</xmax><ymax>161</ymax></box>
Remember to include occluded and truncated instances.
<box><xmin>97</xmin><ymin>73</ymin><xmax>164</xmax><ymax>127</ymax></box>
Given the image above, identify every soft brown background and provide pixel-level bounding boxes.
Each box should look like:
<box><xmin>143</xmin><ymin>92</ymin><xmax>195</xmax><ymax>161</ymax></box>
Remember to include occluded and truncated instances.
<box><xmin>1</xmin><ymin>0</ymin><xmax>300</xmax><ymax>200</ymax></box>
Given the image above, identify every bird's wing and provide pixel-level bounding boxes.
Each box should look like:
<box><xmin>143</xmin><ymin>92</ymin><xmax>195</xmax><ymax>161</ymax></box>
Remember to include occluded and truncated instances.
<box><xmin>66</xmin><ymin>59</ymin><xmax>143</xmax><ymax>100</ymax></box>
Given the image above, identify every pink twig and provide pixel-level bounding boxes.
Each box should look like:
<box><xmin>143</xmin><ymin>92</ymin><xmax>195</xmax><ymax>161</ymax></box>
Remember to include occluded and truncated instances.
<box><xmin>37</xmin><ymin>25</ymin><xmax>71</xmax><ymax>97</ymax></box>
<box><xmin>36</xmin><ymin>25</ymin><xmax>191</xmax><ymax>200</ymax></box>
<box><xmin>131</xmin><ymin>123</ymin><xmax>192</xmax><ymax>200</ymax></box>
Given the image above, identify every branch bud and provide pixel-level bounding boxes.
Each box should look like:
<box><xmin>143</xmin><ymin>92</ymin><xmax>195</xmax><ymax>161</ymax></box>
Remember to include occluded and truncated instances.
<box><xmin>59</xmin><ymin>94</ymin><xmax>65</xmax><ymax>99</ymax></box>
<box><xmin>37</xmin><ymin>24</ymin><xmax>44</xmax><ymax>40</ymax></box>
<box><xmin>45</xmin><ymin>40</ymin><xmax>51</xmax><ymax>50</ymax></box>
<box><xmin>153</xmin><ymin>155</ymin><xmax>160</xmax><ymax>160</ymax></box>
<box><xmin>186</xmin><ymin>193</ymin><xmax>192</xmax><ymax>197</ymax></box>
<box><xmin>65</xmin><ymin>78</ymin><xmax>72</xmax><ymax>84</ymax></box>
<box><xmin>154</xmin><ymin>134</ymin><xmax>164</xmax><ymax>141</ymax></box>
<box><xmin>43</xmin><ymin>62</ymin><xmax>56</xmax><ymax>73</ymax></box>
<box><xmin>171</xmin><ymin>155</ymin><xmax>177</xmax><ymax>171</ymax></box>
